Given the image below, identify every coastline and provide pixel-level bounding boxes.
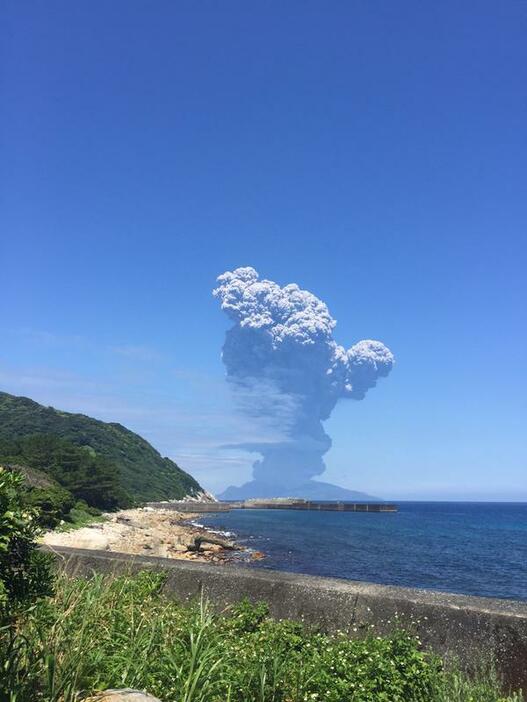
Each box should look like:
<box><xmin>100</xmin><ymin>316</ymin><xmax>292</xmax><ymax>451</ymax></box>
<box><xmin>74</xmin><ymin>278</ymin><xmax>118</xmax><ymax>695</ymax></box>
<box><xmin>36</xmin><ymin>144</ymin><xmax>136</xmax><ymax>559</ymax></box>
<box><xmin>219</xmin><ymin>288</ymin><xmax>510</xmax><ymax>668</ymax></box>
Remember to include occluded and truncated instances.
<box><xmin>40</xmin><ymin>506</ymin><xmax>262</xmax><ymax>565</ymax></box>
<box><xmin>195</xmin><ymin>501</ymin><xmax>527</xmax><ymax>602</ymax></box>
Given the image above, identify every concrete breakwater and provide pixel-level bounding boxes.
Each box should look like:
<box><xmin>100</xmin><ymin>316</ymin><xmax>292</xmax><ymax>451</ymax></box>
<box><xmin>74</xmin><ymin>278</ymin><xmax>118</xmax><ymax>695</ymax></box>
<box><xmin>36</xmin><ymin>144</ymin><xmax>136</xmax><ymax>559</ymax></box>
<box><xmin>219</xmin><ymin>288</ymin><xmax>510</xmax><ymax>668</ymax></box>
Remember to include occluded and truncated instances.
<box><xmin>239</xmin><ymin>500</ymin><xmax>397</xmax><ymax>512</ymax></box>
<box><xmin>147</xmin><ymin>500</ymin><xmax>398</xmax><ymax>513</ymax></box>
<box><xmin>47</xmin><ymin>546</ymin><xmax>527</xmax><ymax>693</ymax></box>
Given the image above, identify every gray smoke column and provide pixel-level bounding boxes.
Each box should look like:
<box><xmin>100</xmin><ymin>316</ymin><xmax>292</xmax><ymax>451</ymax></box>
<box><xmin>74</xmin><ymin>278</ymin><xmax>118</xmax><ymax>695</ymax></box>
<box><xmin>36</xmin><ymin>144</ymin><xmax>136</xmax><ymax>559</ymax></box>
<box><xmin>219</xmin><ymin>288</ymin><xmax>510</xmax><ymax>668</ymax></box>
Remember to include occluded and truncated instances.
<box><xmin>213</xmin><ymin>267</ymin><xmax>394</xmax><ymax>498</ymax></box>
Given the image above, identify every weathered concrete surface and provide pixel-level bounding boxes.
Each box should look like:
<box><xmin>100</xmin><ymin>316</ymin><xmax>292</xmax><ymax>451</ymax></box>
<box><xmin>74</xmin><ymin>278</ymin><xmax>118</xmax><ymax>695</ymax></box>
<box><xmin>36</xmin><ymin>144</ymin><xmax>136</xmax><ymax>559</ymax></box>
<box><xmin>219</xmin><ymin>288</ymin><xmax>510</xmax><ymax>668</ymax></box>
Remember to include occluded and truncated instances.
<box><xmin>46</xmin><ymin>546</ymin><xmax>527</xmax><ymax>693</ymax></box>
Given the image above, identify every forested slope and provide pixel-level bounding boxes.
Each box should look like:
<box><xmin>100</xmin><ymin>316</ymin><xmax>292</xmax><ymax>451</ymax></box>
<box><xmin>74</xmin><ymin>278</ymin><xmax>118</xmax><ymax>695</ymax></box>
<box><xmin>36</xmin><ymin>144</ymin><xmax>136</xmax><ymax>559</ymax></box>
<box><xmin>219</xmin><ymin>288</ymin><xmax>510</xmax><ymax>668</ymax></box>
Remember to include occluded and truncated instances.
<box><xmin>0</xmin><ymin>391</ymin><xmax>202</xmax><ymax>503</ymax></box>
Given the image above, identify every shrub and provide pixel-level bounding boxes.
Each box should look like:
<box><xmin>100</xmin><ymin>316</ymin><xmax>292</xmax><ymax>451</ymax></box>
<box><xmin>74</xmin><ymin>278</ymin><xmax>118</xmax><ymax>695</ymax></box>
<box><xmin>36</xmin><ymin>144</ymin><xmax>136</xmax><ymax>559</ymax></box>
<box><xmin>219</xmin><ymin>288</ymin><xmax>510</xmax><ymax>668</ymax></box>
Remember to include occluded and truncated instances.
<box><xmin>23</xmin><ymin>484</ymin><xmax>76</xmax><ymax>528</ymax></box>
<box><xmin>0</xmin><ymin>467</ymin><xmax>53</xmax><ymax>617</ymax></box>
<box><xmin>3</xmin><ymin>570</ymin><xmax>522</xmax><ymax>702</ymax></box>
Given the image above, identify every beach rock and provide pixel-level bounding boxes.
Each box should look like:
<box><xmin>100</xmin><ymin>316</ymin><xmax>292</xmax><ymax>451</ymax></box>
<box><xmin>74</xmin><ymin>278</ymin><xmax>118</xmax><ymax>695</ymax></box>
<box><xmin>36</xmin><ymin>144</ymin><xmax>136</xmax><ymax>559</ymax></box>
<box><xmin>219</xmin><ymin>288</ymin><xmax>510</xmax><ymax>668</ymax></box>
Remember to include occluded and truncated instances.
<box><xmin>42</xmin><ymin>506</ymin><xmax>245</xmax><ymax>562</ymax></box>
<box><xmin>116</xmin><ymin>517</ymin><xmax>144</xmax><ymax>529</ymax></box>
<box><xmin>199</xmin><ymin>543</ymin><xmax>215</xmax><ymax>551</ymax></box>
<box><xmin>84</xmin><ymin>689</ymin><xmax>162</xmax><ymax>702</ymax></box>
<box><xmin>171</xmin><ymin>543</ymin><xmax>187</xmax><ymax>552</ymax></box>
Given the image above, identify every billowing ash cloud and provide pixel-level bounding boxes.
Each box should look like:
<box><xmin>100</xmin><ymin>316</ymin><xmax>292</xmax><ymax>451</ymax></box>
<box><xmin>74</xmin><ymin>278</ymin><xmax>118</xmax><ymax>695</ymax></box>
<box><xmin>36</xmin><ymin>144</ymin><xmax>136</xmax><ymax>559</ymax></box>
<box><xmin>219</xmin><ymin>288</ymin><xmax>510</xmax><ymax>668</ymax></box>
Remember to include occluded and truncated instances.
<box><xmin>213</xmin><ymin>267</ymin><xmax>394</xmax><ymax>496</ymax></box>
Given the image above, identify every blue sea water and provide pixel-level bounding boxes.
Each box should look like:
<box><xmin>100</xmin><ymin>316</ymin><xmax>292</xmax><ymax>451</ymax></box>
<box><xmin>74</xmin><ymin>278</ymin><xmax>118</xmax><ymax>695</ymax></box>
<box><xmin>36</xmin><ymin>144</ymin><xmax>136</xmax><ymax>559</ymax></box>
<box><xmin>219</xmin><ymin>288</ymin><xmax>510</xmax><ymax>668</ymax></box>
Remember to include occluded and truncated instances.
<box><xmin>198</xmin><ymin>502</ymin><xmax>527</xmax><ymax>601</ymax></box>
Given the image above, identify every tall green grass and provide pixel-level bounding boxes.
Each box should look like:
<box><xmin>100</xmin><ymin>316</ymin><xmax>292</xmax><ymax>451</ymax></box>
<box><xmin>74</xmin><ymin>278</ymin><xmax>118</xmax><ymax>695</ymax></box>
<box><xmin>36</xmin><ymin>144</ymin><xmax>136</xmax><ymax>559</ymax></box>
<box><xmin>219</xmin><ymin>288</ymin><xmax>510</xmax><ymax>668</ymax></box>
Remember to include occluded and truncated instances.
<box><xmin>1</xmin><ymin>570</ymin><xmax>522</xmax><ymax>702</ymax></box>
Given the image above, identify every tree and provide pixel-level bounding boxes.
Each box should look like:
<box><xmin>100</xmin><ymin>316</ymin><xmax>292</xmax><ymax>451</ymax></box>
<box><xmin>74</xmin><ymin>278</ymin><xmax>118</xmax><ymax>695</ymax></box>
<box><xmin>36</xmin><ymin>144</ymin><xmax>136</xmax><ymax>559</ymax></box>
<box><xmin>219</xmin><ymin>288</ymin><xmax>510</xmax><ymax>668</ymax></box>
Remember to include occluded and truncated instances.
<box><xmin>0</xmin><ymin>435</ymin><xmax>133</xmax><ymax>513</ymax></box>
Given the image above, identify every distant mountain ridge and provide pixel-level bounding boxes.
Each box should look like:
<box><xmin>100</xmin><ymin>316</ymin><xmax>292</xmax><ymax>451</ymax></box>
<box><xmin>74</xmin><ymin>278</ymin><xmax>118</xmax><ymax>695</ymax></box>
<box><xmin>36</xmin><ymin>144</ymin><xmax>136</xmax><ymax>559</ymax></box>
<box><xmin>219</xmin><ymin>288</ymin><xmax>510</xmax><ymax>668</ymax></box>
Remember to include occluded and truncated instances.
<box><xmin>0</xmin><ymin>391</ymin><xmax>203</xmax><ymax>502</ymax></box>
<box><xmin>220</xmin><ymin>479</ymin><xmax>381</xmax><ymax>502</ymax></box>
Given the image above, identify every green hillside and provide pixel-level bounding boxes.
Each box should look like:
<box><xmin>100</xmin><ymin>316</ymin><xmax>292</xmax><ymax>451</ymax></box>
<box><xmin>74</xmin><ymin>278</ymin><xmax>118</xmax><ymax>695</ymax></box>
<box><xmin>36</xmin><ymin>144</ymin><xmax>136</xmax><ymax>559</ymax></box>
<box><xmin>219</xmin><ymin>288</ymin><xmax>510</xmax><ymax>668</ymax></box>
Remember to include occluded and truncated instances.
<box><xmin>0</xmin><ymin>391</ymin><xmax>202</xmax><ymax>502</ymax></box>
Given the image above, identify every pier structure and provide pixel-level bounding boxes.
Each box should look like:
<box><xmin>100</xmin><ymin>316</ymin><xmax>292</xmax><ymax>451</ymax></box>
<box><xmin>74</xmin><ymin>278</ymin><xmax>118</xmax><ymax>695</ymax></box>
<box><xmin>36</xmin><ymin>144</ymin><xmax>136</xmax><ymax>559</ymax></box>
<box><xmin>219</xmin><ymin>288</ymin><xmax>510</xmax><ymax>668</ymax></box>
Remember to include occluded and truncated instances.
<box><xmin>147</xmin><ymin>499</ymin><xmax>397</xmax><ymax>513</ymax></box>
<box><xmin>240</xmin><ymin>500</ymin><xmax>397</xmax><ymax>512</ymax></box>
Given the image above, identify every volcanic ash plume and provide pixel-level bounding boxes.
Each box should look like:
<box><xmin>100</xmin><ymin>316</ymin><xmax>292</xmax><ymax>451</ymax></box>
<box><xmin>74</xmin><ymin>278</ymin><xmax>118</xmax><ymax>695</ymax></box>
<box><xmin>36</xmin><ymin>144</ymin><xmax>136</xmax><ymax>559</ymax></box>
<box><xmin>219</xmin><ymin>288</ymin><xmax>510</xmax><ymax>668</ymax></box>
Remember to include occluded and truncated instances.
<box><xmin>213</xmin><ymin>267</ymin><xmax>394</xmax><ymax>499</ymax></box>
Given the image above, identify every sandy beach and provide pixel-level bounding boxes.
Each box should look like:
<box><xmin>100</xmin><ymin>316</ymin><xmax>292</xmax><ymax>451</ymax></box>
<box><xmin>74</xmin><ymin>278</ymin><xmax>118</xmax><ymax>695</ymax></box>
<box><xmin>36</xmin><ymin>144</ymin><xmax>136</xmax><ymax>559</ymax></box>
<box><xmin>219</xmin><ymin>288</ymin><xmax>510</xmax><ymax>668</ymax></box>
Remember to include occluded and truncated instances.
<box><xmin>41</xmin><ymin>507</ymin><xmax>259</xmax><ymax>564</ymax></box>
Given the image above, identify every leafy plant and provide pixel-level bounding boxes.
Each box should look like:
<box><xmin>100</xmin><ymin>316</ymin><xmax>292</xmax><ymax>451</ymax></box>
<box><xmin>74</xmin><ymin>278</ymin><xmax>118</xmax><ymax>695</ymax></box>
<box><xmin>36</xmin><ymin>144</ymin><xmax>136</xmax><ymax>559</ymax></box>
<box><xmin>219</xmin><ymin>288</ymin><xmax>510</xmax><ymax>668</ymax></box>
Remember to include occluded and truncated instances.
<box><xmin>0</xmin><ymin>467</ymin><xmax>53</xmax><ymax>617</ymax></box>
<box><xmin>2</xmin><ymin>570</ymin><xmax>522</xmax><ymax>702</ymax></box>
<box><xmin>0</xmin><ymin>468</ymin><xmax>55</xmax><ymax>702</ymax></box>
<box><xmin>23</xmin><ymin>484</ymin><xmax>76</xmax><ymax>528</ymax></box>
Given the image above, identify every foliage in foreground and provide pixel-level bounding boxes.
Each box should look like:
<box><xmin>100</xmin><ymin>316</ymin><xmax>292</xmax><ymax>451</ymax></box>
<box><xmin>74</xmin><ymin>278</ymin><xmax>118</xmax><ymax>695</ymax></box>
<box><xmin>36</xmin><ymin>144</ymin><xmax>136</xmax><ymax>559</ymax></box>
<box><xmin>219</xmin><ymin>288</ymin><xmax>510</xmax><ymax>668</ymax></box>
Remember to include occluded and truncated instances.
<box><xmin>0</xmin><ymin>467</ymin><xmax>53</xmax><ymax>618</ymax></box>
<box><xmin>1</xmin><ymin>570</ymin><xmax>522</xmax><ymax>702</ymax></box>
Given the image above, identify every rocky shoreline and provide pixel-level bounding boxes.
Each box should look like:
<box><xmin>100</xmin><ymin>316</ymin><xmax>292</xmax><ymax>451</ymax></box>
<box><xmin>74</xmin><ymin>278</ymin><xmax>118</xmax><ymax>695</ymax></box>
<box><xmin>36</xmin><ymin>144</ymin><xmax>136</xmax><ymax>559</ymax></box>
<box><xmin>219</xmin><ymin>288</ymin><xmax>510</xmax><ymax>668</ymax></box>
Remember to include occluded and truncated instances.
<box><xmin>41</xmin><ymin>506</ymin><xmax>264</xmax><ymax>564</ymax></box>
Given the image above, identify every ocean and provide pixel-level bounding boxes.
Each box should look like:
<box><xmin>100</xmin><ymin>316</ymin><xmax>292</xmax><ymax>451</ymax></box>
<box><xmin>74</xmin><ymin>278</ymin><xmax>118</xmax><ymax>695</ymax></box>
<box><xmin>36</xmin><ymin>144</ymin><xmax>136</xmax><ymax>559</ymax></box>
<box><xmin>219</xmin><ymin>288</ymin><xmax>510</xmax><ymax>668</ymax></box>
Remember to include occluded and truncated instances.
<box><xmin>197</xmin><ymin>502</ymin><xmax>527</xmax><ymax>601</ymax></box>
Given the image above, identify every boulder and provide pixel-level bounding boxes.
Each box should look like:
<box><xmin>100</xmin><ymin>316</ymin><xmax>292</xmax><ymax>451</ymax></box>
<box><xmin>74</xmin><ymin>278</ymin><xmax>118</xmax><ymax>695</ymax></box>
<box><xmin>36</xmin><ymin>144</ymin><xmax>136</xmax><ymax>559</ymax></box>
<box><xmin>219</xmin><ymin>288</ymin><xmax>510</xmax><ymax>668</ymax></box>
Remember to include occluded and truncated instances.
<box><xmin>84</xmin><ymin>689</ymin><xmax>162</xmax><ymax>702</ymax></box>
<box><xmin>171</xmin><ymin>543</ymin><xmax>187</xmax><ymax>552</ymax></box>
<box><xmin>200</xmin><ymin>543</ymin><xmax>222</xmax><ymax>552</ymax></box>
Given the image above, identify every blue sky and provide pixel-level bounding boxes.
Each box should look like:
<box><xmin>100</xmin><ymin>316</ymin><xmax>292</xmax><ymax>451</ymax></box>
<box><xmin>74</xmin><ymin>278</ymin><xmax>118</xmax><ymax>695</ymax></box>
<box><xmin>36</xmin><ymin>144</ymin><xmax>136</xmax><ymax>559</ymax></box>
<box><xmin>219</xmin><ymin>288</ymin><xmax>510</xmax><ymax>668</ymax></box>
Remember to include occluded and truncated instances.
<box><xmin>1</xmin><ymin>1</ymin><xmax>526</xmax><ymax>499</ymax></box>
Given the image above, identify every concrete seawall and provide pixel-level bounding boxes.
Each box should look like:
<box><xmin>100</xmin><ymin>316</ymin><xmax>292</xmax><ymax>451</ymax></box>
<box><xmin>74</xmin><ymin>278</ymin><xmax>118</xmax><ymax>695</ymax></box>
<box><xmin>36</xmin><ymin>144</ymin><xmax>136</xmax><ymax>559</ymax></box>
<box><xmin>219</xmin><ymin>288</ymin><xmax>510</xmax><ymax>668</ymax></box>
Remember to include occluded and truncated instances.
<box><xmin>46</xmin><ymin>546</ymin><xmax>527</xmax><ymax>693</ymax></box>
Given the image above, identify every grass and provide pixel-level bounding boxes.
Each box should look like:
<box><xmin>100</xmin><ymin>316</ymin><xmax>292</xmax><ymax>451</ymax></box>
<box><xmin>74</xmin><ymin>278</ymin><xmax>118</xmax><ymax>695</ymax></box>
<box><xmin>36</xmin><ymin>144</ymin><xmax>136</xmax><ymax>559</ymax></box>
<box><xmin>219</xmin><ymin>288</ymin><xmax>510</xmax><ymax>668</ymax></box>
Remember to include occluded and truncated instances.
<box><xmin>1</xmin><ymin>570</ymin><xmax>523</xmax><ymax>702</ymax></box>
